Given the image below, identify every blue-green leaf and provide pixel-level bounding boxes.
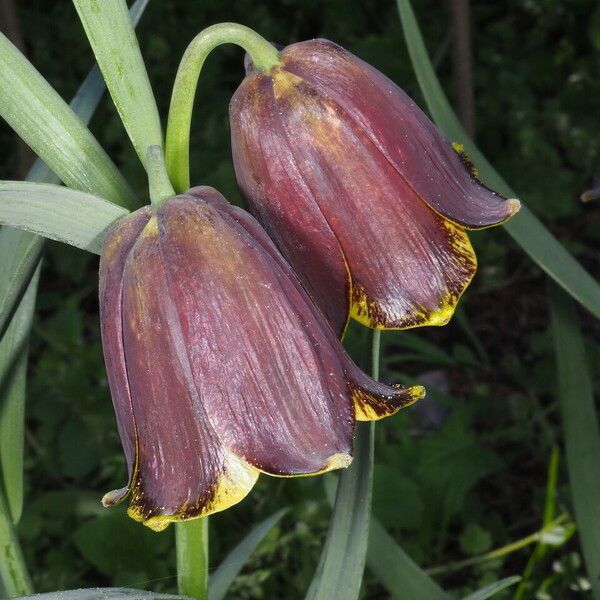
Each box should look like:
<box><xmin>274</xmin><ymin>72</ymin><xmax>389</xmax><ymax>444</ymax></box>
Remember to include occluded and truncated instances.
<box><xmin>13</xmin><ymin>589</ymin><xmax>192</xmax><ymax>600</ymax></box>
<box><xmin>73</xmin><ymin>0</ymin><xmax>163</xmax><ymax>167</ymax></box>
<box><xmin>550</xmin><ymin>284</ymin><xmax>600</xmax><ymax>599</ymax></box>
<box><xmin>0</xmin><ymin>34</ymin><xmax>135</xmax><ymax>208</ymax></box>
<box><xmin>305</xmin><ymin>423</ymin><xmax>374</xmax><ymax>600</ymax></box>
<box><xmin>209</xmin><ymin>509</ymin><xmax>288</xmax><ymax>600</ymax></box>
<box><xmin>367</xmin><ymin>518</ymin><xmax>450</xmax><ymax>600</ymax></box>
<box><xmin>461</xmin><ymin>576</ymin><xmax>522</xmax><ymax>600</ymax></box>
<box><xmin>0</xmin><ymin>182</ymin><xmax>127</xmax><ymax>254</ymax></box>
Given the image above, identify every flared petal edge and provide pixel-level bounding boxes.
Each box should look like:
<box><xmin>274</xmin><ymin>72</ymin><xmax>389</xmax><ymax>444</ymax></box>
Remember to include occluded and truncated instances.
<box><xmin>350</xmin><ymin>380</ymin><xmax>426</xmax><ymax>422</ymax></box>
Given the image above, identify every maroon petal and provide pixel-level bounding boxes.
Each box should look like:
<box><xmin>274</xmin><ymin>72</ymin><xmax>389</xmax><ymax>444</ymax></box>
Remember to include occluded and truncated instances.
<box><xmin>267</xmin><ymin>71</ymin><xmax>477</xmax><ymax>329</ymax></box>
<box><xmin>158</xmin><ymin>195</ymin><xmax>353</xmax><ymax>475</ymax></box>
<box><xmin>230</xmin><ymin>75</ymin><xmax>351</xmax><ymax>336</ymax></box>
<box><xmin>162</xmin><ymin>189</ymin><xmax>423</xmax><ymax>453</ymax></box>
<box><xmin>118</xmin><ymin>217</ymin><xmax>258</xmax><ymax>531</ymax></box>
<box><xmin>99</xmin><ymin>207</ymin><xmax>151</xmax><ymax>504</ymax></box>
<box><xmin>280</xmin><ymin>39</ymin><xmax>519</xmax><ymax>229</ymax></box>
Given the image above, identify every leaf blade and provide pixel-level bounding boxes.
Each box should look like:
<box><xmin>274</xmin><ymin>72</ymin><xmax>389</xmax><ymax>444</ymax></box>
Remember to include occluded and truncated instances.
<box><xmin>550</xmin><ymin>284</ymin><xmax>600</xmax><ymax>599</ymax></box>
<box><xmin>0</xmin><ymin>182</ymin><xmax>128</xmax><ymax>254</ymax></box>
<box><xmin>367</xmin><ymin>518</ymin><xmax>450</xmax><ymax>600</ymax></box>
<box><xmin>460</xmin><ymin>576</ymin><xmax>521</xmax><ymax>600</ymax></box>
<box><xmin>0</xmin><ymin>33</ymin><xmax>135</xmax><ymax>208</ymax></box>
<box><xmin>208</xmin><ymin>508</ymin><xmax>288</xmax><ymax>600</ymax></box>
<box><xmin>396</xmin><ymin>0</ymin><xmax>600</xmax><ymax>321</ymax></box>
<box><xmin>73</xmin><ymin>0</ymin><xmax>163</xmax><ymax>167</ymax></box>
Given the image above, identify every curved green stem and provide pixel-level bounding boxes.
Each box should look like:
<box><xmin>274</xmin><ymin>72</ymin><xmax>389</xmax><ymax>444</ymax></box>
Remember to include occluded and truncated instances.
<box><xmin>146</xmin><ymin>146</ymin><xmax>175</xmax><ymax>208</ymax></box>
<box><xmin>165</xmin><ymin>23</ymin><xmax>280</xmax><ymax>192</ymax></box>
<box><xmin>177</xmin><ymin>518</ymin><xmax>209</xmax><ymax>600</ymax></box>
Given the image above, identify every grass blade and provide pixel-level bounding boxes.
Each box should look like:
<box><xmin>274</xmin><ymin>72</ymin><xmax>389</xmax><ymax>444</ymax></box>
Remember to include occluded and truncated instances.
<box><xmin>0</xmin><ymin>34</ymin><xmax>134</xmax><ymax>208</ymax></box>
<box><xmin>461</xmin><ymin>576</ymin><xmax>522</xmax><ymax>600</ymax></box>
<box><xmin>367</xmin><ymin>518</ymin><xmax>450</xmax><ymax>600</ymax></box>
<box><xmin>396</xmin><ymin>0</ymin><xmax>600</xmax><ymax>321</ymax></box>
<box><xmin>208</xmin><ymin>508</ymin><xmax>288</xmax><ymax>600</ymax></box>
<box><xmin>550</xmin><ymin>284</ymin><xmax>600</xmax><ymax>599</ymax></box>
<box><xmin>73</xmin><ymin>0</ymin><xmax>163</xmax><ymax>167</ymax></box>
<box><xmin>0</xmin><ymin>182</ymin><xmax>128</xmax><ymax>254</ymax></box>
<box><xmin>0</xmin><ymin>265</ymin><xmax>38</xmax><ymax>524</ymax></box>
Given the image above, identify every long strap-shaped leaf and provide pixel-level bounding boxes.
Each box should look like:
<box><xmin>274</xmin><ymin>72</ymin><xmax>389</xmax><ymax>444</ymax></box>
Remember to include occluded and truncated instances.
<box><xmin>305</xmin><ymin>423</ymin><xmax>373</xmax><ymax>600</ymax></box>
<box><xmin>550</xmin><ymin>284</ymin><xmax>600</xmax><ymax>600</ymax></box>
<box><xmin>396</xmin><ymin>0</ymin><xmax>600</xmax><ymax>321</ymax></box>
<box><xmin>367</xmin><ymin>518</ymin><xmax>449</xmax><ymax>600</ymax></box>
<box><xmin>0</xmin><ymin>265</ymin><xmax>39</xmax><ymax>526</ymax></box>
<box><xmin>461</xmin><ymin>576</ymin><xmax>521</xmax><ymax>600</ymax></box>
<box><xmin>306</xmin><ymin>331</ymin><xmax>381</xmax><ymax>600</ymax></box>
<box><xmin>208</xmin><ymin>509</ymin><xmax>288</xmax><ymax>600</ymax></box>
<box><xmin>73</xmin><ymin>0</ymin><xmax>164</xmax><ymax>168</ymax></box>
<box><xmin>0</xmin><ymin>34</ymin><xmax>134</xmax><ymax>208</ymax></box>
<box><xmin>0</xmin><ymin>182</ymin><xmax>128</xmax><ymax>254</ymax></box>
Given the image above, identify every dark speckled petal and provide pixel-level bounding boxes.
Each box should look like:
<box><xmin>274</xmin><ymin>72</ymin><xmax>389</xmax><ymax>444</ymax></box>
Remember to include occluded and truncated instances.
<box><xmin>279</xmin><ymin>39</ymin><xmax>519</xmax><ymax>229</ymax></box>
<box><xmin>117</xmin><ymin>216</ymin><xmax>258</xmax><ymax>531</ymax></box>
<box><xmin>230</xmin><ymin>75</ymin><xmax>351</xmax><ymax>337</ymax></box>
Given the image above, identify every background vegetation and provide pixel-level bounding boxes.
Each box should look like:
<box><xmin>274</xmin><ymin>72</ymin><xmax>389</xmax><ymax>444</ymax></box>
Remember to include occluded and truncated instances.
<box><xmin>1</xmin><ymin>0</ymin><xmax>599</xmax><ymax>597</ymax></box>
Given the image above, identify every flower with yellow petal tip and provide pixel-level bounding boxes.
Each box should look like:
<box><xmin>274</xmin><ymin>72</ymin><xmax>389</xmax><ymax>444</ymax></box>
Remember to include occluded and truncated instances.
<box><xmin>99</xmin><ymin>186</ymin><xmax>424</xmax><ymax>531</ymax></box>
<box><xmin>230</xmin><ymin>39</ymin><xmax>520</xmax><ymax>337</ymax></box>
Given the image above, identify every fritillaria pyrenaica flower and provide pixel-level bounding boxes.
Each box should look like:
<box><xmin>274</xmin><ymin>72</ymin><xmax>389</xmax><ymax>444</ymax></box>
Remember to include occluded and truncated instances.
<box><xmin>230</xmin><ymin>39</ymin><xmax>520</xmax><ymax>337</ymax></box>
<box><xmin>99</xmin><ymin>186</ymin><xmax>424</xmax><ymax>531</ymax></box>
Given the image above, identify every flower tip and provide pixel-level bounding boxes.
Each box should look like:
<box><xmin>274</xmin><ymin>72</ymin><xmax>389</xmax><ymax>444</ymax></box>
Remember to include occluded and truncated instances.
<box><xmin>323</xmin><ymin>452</ymin><xmax>353</xmax><ymax>472</ymax></box>
<box><xmin>409</xmin><ymin>385</ymin><xmax>427</xmax><ymax>404</ymax></box>
<box><xmin>101</xmin><ymin>487</ymin><xmax>128</xmax><ymax>508</ymax></box>
<box><xmin>507</xmin><ymin>198</ymin><xmax>521</xmax><ymax>215</ymax></box>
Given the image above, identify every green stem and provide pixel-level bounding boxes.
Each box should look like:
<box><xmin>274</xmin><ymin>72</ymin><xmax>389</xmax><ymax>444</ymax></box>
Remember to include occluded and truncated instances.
<box><xmin>426</xmin><ymin>513</ymin><xmax>570</xmax><ymax>576</ymax></box>
<box><xmin>176</xmin><ymin>518</ymin><xmax>209</xmax><ymax>600</ymax></box>
<box><xmin>0</xmin><ymin>488</ymin><xmax>32</xmax><ymax>597</ymax></box>
<box><xmin>146</xmin><ymin>146</ymin><xmax>175</xmax><ymax>208</ymax></box>
<box><xmin>165</xmin><ymin>23</ymin><xmax>280</xmax><ymax>192</ymax></box>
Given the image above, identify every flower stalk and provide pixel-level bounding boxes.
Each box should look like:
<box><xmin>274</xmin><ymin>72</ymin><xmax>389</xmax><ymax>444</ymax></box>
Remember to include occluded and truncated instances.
<box><xmin>165</xmin><ymin>23</ymin><xmax>280</xmax><ymax>192</ymax></box>
<box><xmin>146</xmin><ymin>146</ymin><xmax>176</xmax><ymax>208</ymax></box>
<box><xmin>177</xmin><ymin>518</ymin><xmax>209</xmax><ymax>600</ymax></box>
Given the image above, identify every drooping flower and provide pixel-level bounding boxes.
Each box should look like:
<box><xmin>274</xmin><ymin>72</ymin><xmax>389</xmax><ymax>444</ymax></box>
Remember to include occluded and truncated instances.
<box><xmin>99</xmin><ymin>186</ymin><xmax>424</xmax><ymax>531</ymax></box>
<box><xmin>230</xmin><ymin>39</ymin><xmax>520</xmax><ymax>337</ymax></box>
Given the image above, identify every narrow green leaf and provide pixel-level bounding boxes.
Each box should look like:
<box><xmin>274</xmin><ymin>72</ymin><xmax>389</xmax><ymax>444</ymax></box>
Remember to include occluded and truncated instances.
<box><xmin>0</xmin><ymin>487</ymin><xmax>32</xmax><ymax>596</ymax></box>
<box><xmin>0</xmin><ymin>182</ymin><xmax>128</xmax><ymax>254</ymax></box>
<box><xmin>0</xmin><ymin>33</ymin><xmax>135</xmax><ymax>208</ymax></box>
<box><xmin>367</xmin><ymin>519</ymin><xmax>450</xmax><ymax>600</ymax></box>
<box><xmin>0</xmin><ymin>266</ymin><xmax>39</xmax><ymax>524</ymax></box>
<box><xmin>12</xmin><ymin>589</ymin><xmax>192</xmax><ymax>600</ymax></box>
<box><xmin>396</xmin><ymin>0</ymin><xmax>600</xmax><ymax>321</ymax></box>
<box><xmin>306</xmin><ymin>331</ymin><xmax>382</xmax><ymax>600</ymax></box>
<box><xmin>461</xmin><ymin>576</ymin><xmax>521</xmax><ymax>600</ymax></box>
<box><xmin>305</xmin><ymin>423</ymin><xmax>373</xmax><ymax>600</ymax></box>
<box><xmin>550</xmin><ymin>284</ymin><xmax>600</xmax><ymax>599</ymax></box>
<box><xmin>73</xmin><ymin>0</ymin><xmax>163</xmax><ymax>167</ymax></box>
<box><xmin>209</xmin><ymin>508</ymin><xmax>288</xmax><ymax>600</ymax></box>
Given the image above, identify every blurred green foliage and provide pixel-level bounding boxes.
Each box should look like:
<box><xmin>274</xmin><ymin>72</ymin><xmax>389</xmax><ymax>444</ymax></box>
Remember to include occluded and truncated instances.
<box><xmin>1</xmin><ymin>0</ymin><xmax>599</xmax><ymax>598</ymax></box>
